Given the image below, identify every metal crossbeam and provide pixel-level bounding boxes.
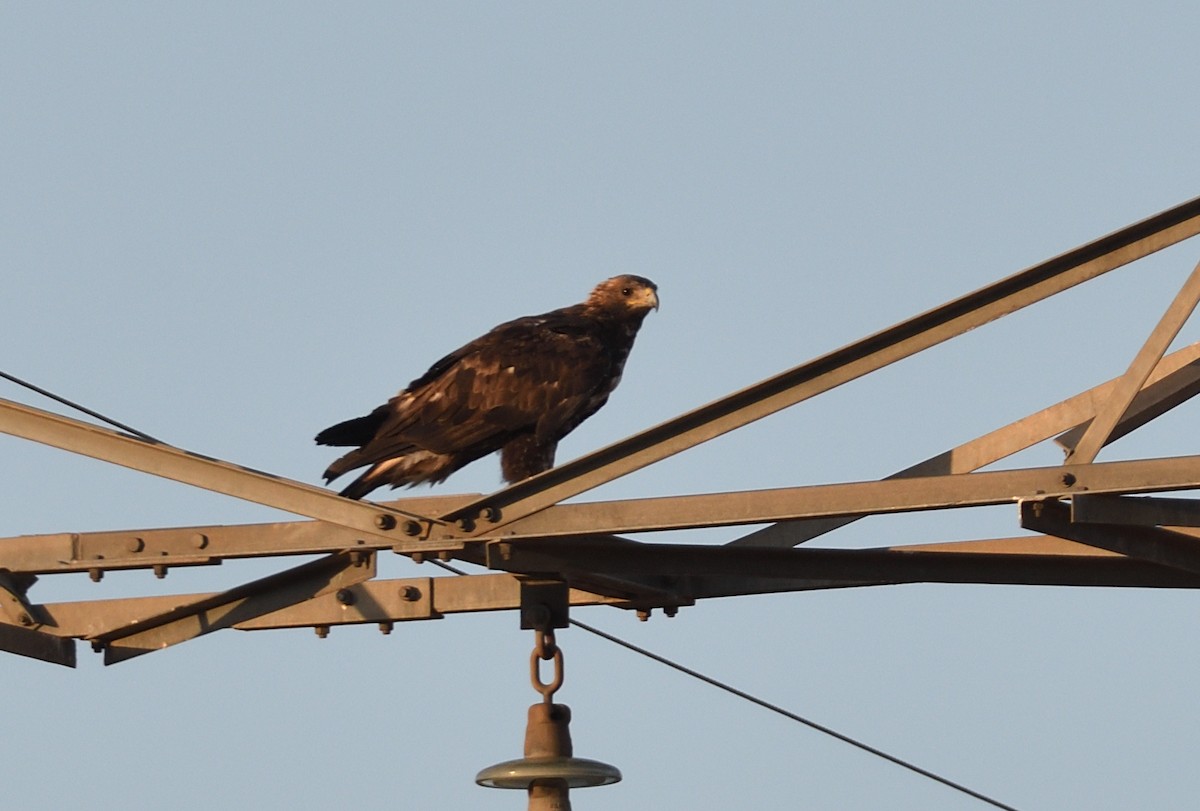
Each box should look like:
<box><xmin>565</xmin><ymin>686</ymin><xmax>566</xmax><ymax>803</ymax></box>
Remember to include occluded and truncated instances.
<box><xmin>480</xmin><ymin>536</ymin><xmax>1200</xmax><ymax>590</ymax></box>
<box><xmin>1071</xmin><ymin>494</ymin><xmax>1200</xmax><ymax>527</ymax></box>
<box><xmin>0</xmin><ymin>494</ymin><xmax>478</xmax><ymax>576</ymax></box>
<box><xmin>481</xmin><ymin>454</ymin><xmax>1200</xmax><ymax>540</ymax></box>
<box><xmin>31</xmin><ymin>574</ymin><xmax>630</xmax><ymax>639</ymax></box>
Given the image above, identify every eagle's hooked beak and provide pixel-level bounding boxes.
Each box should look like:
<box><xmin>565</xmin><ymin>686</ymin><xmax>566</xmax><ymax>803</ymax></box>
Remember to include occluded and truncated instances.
<box><xmin>644</xmin><ymin>288</ymin><xmax>660</xmax><ymax>311</ymax></box>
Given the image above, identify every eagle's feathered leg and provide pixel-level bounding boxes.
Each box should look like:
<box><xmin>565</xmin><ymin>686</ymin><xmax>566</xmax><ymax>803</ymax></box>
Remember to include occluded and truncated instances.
<box><xmin>500</xmin><ymin>435</ymin><xmax>557</xmax><ymax>483</ymax></box>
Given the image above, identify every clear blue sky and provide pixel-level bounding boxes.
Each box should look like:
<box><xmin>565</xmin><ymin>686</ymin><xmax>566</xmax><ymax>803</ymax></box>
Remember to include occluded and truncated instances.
<box><xmin>5</xmin><ymin>4</ymin><xmax>1200</xmax><ymax>809</ymax></box>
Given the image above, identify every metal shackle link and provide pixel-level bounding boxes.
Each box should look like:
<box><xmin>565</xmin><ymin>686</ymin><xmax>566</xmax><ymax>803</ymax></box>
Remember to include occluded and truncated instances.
<box><xmin>530</xmin><ymin>628</ymin><xmax>564</xmax><ymax>704</ymax></box>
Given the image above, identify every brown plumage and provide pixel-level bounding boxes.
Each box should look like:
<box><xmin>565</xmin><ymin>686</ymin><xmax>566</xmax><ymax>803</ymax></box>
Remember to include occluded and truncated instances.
<box><xmin>316</xmin><ymin>275</ymin><xmax>659</xmax><ymax>499</ymax></box>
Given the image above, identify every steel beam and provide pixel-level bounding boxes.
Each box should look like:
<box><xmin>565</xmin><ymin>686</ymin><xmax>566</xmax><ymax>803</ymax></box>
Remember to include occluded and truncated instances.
<box><xmin>1020</xmin><ymin>498</ymin><xmax>1200</xmax><ymax>574</ymax></box>
<box><xmin>686</xmin><ymin>537</ymin><xmax>1132</xmax><ymax>595</ymax></box>
<box><xmin>732</xmin><ymin>342</ymin><xmax>1200</xmax><ymax>548</ymax></box>
<box><xmin>444</xmin><ymin>195</ymin><xmax>1200</xmax><ymax>530</ymax></box>
<box><xmin>0</xmin><ymin>623</ymin><xmax>76</xmax><ymax>668</ymax></box>
<box><xmin>1068</xmin><ymin>259</ymin><xmax>1200</xmax><ymax>464</ymax></box>
<box><xmin>34</xmin><ymin>575</ymin><xmax>629</xmax><ymax>640</ymax></box>
<box><xmin>476</xmin><ymin>454</ymin><xmax>1200</xmax><ymax>541</ymax></box>
<box><xmin>231</xmin><ymin>574</ymin><xmax>625</xmax><ymax>629</ymax></box>
<box><xmin>481</xmin><ymin>536</ymin><xmax>1200</xmax><ymax>590</ymax></box>
<box><xmin>0</xmin><ymin>494</ymin><xmax>478</xmax><ymax>575</ymax></box>
<box><xmin>0</xmin><ymin>398</ymin><xmax>449</xmax><ymax>548</ymax></box>
<box><xmin>1071</xmin><ymin>494</ymin><xmax>1200</xmax><ymax>528</ymax></box>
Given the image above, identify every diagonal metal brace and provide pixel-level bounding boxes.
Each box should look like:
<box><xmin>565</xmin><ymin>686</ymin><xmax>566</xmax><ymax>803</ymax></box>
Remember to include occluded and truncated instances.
<box><xmin>94</xmin><ymin>551</ymin><xmax>376</xmax><ymax>665</ymax></box>
<box><xmin>0</xmin><ymin>397</ymin><xmax>445</xmax><ymax>543</ymax></box>
<box><xmin>733</xmin><ymin>341</ymin><xmax>1200</xmax><ymax>548</ymax></box>
<box><xmin>1068</xmin><ymin>258</ymin><xmax>1200</xmax><ymax>464</ymax></box>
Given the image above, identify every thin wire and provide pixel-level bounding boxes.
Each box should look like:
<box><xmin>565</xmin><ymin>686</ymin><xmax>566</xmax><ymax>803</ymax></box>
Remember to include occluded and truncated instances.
<box><xmin>569</xmin><ymin>618</ymin><xmax>1021</xmax><ymax>811</ymax></box>
<box><xmin>426</xmin><ymin>557</ymin><xmax>1020</xmax><ymax>811</ymax></box>
<box><xmin>0</xmin><ymin>370</ymin><xmax>162</xmax><ymax>443</ymax></box>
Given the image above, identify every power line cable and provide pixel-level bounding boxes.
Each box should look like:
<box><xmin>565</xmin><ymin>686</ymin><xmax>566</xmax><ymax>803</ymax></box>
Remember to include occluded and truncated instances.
<box><xmin>570</xmin><ymin>617</ymin><xmax>1021</xmax><ymax>811</ymax></box>
<box><xmin>0</xmin><ymin>369</ymin><xmax>161</xmax><ymax>443</ymax></box>
<box><xmin>428</xmin><ymin>558</ymin><xmax>1021</xmax><ymax>811</ymax></box>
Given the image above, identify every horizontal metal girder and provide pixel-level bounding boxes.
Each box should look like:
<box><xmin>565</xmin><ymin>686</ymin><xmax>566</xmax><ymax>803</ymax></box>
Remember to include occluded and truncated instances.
<box><xmin>481</xmin><ymin>536</ymin><xmax>1200</xmax><ymax>590</ymax></box>
<box><xmin>0</xmin><ymin>398</ymin><xmax>449</xmax><ymax>549</ymax></box>
<box><xmin>33</xmin><ymin>575</ymin><xmax>629</xmax><ymax>639</ymax></box>
<box><xmin>0</xmin><ymin>494</ymin><xmax>479</xmax><ymax>575</ymax></box>
<box><xmin>678</xmin><ymin>537</ymin><xmax>1129</xmax><ymax>598</ymax></box>
<box><xmin>470</xmin><ymin>454</ymin><xmax>1200</xmax><ymax>540</ymax></box>
<box><xmin>1071</xmin><ymin>494</ymin><xmax>1200</xmax><ymax>528</ymax></box>
<box><xmin>444</xmin><ymin>195</ymin><xmax>1200</xmax><ymax>530</ymax></box>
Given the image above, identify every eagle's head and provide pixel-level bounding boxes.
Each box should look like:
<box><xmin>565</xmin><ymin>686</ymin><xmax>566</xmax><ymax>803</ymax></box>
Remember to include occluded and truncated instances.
<box><xmin>587</xmin><ymin>275</ymin><xmax>660</xmax><ymax>317</ymax></box>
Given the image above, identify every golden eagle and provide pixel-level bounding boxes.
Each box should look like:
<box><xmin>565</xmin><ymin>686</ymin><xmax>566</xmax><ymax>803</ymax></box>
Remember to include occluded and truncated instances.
<box><xmin>316</xmin><ymin>275</ymin><xmax>659</xmax><ymax>499</ymax></box>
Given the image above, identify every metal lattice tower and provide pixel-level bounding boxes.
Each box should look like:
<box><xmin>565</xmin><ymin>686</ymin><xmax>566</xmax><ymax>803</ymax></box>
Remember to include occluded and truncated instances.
<box><xmin>5</xmin><ymin>195</ymin><xmax>1200</xmax><ymax>675</ymax></box>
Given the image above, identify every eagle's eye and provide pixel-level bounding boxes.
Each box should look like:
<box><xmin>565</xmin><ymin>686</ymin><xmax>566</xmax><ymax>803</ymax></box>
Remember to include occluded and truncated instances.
<box><xmin>621</xmin><ymin>287</ymin><xmax>633</xmax><ymax>297</ymax></box>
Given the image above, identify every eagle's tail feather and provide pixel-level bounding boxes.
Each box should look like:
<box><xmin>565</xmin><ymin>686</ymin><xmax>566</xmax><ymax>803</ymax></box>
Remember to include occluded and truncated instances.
<box><xmin>338</xmin><ymin>472</ymin><xmax>381</xmax><ymax>501</ymax></box>
<box><xmin>315</xmin><ymin>410</ymin><xmax>387</xmax><ymax>447</ymax></box>
<box><xmin>335</xmin><ymin>451</ymin><xmax>462</xmax><ymax>500</ymax></box>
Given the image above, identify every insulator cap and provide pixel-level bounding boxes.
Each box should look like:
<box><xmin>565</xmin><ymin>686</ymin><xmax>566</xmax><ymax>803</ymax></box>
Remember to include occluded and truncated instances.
<box><xmin>475</xmin><ymin>757</ymin><xmax>622</xmax><ymax>790</ymax></box>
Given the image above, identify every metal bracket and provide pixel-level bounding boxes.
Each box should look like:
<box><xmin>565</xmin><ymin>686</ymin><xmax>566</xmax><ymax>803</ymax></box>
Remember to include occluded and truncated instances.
<box><xmin>0</xmin><ymin>623</ymin><xmax>76</xmax><ymax>668</ymax></box>
<box><xmin>1020</xmin><ymin>498</ymin><xmax>1200</xmax><ymax>575</ymax></box>
<box><xmin>518</xmin><ymin>578</ymin><xmax>570</xmax><ymax>630</ymax></box>
<box><xmin>0</xmin><ymin>570</ymin><xmax>39</xmax><ymax>627</ymax></box>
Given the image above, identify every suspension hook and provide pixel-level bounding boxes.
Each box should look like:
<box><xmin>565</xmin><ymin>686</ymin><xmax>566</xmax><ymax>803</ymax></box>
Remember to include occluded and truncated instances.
<box><xmin>530</xmin><ymin>628</ymin><xmax>564</xmax><ymax>704</ymax></box>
